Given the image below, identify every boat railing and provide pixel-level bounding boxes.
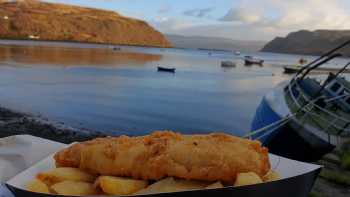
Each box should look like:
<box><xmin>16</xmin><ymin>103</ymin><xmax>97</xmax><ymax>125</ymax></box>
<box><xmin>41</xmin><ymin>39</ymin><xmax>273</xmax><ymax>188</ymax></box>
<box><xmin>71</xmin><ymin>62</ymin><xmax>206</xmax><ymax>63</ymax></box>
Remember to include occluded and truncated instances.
<box><xmin>290</xmin><ymin>79</ymin><xmax>350</xmax><ymax>126</ymax></box>
<box><xmin>283</xmin><ymin>40</ymin><xmax>350</xmax><ymax>137</ymax></box>
<box><xmin>286</xmin><ymin>78</ymin><xmax>350</xmax><ymax>136</ymax></box>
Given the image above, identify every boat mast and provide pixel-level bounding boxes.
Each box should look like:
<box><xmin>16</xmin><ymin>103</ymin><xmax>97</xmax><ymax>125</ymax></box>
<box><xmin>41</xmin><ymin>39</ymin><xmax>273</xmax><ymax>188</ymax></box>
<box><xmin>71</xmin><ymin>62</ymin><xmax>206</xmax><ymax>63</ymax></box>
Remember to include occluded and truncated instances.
<box><xmin>296</xmin><ymin>40</ymin><xmax>350</xmax><ymax>77</ymax></box>
<box><xmin>299</xmin><ymin>53</ymin><xmax>342</xmax><ymax>80</ymax></box>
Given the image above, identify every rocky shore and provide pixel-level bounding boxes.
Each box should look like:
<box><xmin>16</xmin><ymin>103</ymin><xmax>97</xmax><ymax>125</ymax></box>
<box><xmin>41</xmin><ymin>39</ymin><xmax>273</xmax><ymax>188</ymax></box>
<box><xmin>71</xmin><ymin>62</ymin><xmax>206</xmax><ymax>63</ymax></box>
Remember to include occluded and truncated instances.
<box><xmin>0</xmin><ymin>106</ymin><xmax>106</xmax><ymax>143</ymax></box>
<box><xmin>311</xmin><ymin>144</ymin><xmax>350</xmax><ymax>197</ymax></box>
<box><xmin>0</xmin><ymin>106</ymin><xmax>349</xmax><ymax>196</ymax></box>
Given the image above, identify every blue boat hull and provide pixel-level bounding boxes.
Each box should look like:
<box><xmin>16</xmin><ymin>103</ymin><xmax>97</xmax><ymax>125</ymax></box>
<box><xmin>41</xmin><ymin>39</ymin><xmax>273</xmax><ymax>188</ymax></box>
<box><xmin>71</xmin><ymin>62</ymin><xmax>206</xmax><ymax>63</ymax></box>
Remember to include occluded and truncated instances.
<box><xmin>251</xmin><ymin>93</ymin><xmax>335</xmax><ymax>162</ymax></box>
<box><xmin>251</xmin><ymin>97</ymin><xmax>283</xmax><ymax>145</ymax></box>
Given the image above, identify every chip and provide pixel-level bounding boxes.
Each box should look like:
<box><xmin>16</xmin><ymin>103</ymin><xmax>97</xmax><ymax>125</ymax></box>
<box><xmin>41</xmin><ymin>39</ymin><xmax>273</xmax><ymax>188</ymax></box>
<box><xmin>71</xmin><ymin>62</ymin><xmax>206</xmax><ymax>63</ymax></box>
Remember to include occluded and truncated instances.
<box><xmin>95</xmin><ymin>176</ymin><xmax>148</xmax><ymax>195</ymax></box>
<box><xmin>234</xmin><ymin>172</ymin><xmax>263</xmax><ymax>187</ymax></box>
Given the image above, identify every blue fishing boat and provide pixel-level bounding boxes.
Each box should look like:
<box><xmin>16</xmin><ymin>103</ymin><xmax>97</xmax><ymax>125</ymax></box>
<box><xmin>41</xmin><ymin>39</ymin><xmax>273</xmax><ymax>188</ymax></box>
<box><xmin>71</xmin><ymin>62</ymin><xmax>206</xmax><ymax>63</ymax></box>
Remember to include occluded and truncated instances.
<box><xmin>251</xmin><ymin>41</ymin><xmax>350</xmax><ymax>162</ymax></box>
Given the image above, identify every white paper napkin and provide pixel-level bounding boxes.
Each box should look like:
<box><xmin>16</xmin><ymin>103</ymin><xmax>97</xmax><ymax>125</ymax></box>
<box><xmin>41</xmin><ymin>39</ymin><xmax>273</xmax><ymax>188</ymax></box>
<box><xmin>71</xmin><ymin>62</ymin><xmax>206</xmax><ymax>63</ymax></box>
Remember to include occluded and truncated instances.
<box><xmin>0</xmin><ymin>135</ymin><xmax>65</xmax><ymax>182</ymax></box>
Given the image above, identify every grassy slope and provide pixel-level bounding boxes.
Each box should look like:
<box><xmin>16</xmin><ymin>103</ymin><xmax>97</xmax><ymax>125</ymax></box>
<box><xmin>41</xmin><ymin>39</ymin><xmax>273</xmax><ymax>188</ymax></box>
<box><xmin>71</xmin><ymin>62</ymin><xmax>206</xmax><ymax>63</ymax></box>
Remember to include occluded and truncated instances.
<box><xmin>0</xmin><ymin>1</ymin><xmax>172</xmax><ymax>47</ymax></box>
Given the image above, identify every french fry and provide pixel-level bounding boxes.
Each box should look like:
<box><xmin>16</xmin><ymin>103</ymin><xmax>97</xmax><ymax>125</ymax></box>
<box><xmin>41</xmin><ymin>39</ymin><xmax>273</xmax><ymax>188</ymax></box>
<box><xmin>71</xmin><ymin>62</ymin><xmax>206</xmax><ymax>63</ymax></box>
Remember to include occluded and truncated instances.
<box><xmin>172</xmin><ymin>178</ymin><xmax>209</xmax><ymax>190</ymax></box>
<box><xmin>95</xmin><ymin>176</ymin><xmax>148</xmax><ymax>195</ymax></box>
<box><xmin>234</xmin><ymin>172</ymin><xmax>263</xmax><ymax>187</ymax></box>
<box><xmin>134</xmin><ymin>177</ymin><xmax>208</xmax><ymax>195</ymax></box>
<box><xmin>51</xmin><ymin>181</ymin><xmax>98</xmax><ymax>196</ymax></box>
<box><xmin>206</xmin><ymin>181</ymin><xmax>224</xmax><ymax>189</ymax></box>
<box><xmin>263</xmin><ymin>170</ymin><xmax>281</xmax><ymax>182</ymax></box>
<box><xmin>37</xmin><ymin>167</ymin><xmax>96</xmax><ymax>186</ymax></box>
<box><xmin>26</xmin><ymin>179</ymin><xmax>50</xmax><ymax>194</ymax></box>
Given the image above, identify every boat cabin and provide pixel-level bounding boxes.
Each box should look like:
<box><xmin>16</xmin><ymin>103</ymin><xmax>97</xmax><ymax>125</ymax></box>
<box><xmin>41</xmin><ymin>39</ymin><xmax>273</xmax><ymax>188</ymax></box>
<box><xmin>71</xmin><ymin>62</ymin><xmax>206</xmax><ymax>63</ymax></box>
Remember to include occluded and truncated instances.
<box><xmin>324</xmin><ymin>76</ymin><xmax>350</xmax><ymax>111</ymax></box>
<box><xmin>296</xmin><ymin>74</ymin><xmax>350</xmax><ymax>112</ymax></box>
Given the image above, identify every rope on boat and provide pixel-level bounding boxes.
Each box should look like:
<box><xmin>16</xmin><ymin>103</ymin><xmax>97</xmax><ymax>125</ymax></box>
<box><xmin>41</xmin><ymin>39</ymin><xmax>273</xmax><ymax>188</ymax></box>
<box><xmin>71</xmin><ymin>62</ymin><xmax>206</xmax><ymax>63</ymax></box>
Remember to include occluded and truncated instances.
<box><xmin>243</xmin><ymin>114</ymin><xmax>294</xmax><ymax>139</ymax></box>
<box><xmin>243</xmin><ymin>93</ymin><xmax>332</xmax><ymax>139</ymax></box>
<box><xmin>244</xmin><ymin>91</ymin><xmax>350</xmax><ymax>140</ymax></box>
<box><xmin>255</xmin><ymin>118</ymin><xmax>293</xmax><ymax>140</ymax></box>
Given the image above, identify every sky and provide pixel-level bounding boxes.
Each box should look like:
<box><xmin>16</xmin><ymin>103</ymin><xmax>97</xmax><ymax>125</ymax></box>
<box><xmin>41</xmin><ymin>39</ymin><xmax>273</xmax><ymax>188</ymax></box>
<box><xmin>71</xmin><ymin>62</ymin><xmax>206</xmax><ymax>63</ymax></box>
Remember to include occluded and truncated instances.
<box><xmin>45</xmin><ymin>0</ymin><xmax>350</xmax><ymax>41</ymax></box>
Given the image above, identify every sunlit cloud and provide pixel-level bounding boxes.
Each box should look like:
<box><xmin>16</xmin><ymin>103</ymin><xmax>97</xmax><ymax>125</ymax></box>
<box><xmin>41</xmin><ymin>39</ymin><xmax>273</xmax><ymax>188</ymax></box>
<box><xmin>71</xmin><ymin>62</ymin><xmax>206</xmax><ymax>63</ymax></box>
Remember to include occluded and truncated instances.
<box><xmin>219</xmin><ymin>0</ymin><xmax>350</xmax><ymax>35</ymax></box>
<box><xmin>220</xmin><ymin>8</ymin><xmax>263</xmax><ymax>24</ymax></box>
<box><xmin>151</xmin><ymin>17</ymin><xmax>196</xmax><ymax>31</ymax></box>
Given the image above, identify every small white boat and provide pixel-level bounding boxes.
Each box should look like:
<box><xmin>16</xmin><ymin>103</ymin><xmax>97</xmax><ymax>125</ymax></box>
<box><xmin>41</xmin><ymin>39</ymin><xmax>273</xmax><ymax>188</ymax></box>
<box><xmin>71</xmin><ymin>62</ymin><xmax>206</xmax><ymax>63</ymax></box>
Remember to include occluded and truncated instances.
<box><xmin>244</xmin><ymin>56</ymin><xmax>264</xmax><ymax>66</ymax></box>
<box><xmin>28</xmin><ymin>35</ymin><xmax>40</xmax><ymax>39</ymax></box>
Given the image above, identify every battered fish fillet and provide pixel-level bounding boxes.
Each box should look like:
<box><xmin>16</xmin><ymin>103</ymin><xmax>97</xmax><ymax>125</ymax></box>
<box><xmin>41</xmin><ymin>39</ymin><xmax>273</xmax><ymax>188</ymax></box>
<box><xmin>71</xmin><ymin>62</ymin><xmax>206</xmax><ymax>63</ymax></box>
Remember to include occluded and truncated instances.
<box><xmin>54</xmin><ymin>131</ymin><xmax>270</xmax><ymax>183</ymax></box>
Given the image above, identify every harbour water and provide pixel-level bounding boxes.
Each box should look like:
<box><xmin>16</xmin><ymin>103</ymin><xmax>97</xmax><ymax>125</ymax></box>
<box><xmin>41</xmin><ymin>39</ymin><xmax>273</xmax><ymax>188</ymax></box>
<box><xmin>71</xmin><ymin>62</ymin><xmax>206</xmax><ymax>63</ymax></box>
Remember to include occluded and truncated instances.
<box><xmin>0</xmin><ymin>41</ymin><xmax>348</xmax><ymax>136</ymax></box>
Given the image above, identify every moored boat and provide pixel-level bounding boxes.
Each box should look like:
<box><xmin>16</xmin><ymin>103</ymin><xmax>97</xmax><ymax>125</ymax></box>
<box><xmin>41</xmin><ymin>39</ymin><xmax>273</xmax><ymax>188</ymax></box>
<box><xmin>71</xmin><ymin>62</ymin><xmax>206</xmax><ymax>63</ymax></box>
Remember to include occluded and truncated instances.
<box><xmin>251</xmin><ymin>41</ymin><xmax>350</xmax><ymax>162</ymax></box>
<box><xmin>244</xmin><ymin>56</ymin><xmax>264</xmax><ymax>66</ymax></box>
<box><xmin>157</xmin><ymin>66</ymin><xmax>176</xmax><ymax>73</ymax></box>
<box><xmin>299</xmin><ymin>58</ymin><xmax>308</xmax><ymax>64</ymax></box>
<box><xmin>283</xmin><ymin>65</ymin><xmax>303</xmax><ymax>74</ymax></box>
<box><xmin>221</xmin><ymin>61</ymin><xmax>236</xmax><ymax>67</ymax></box>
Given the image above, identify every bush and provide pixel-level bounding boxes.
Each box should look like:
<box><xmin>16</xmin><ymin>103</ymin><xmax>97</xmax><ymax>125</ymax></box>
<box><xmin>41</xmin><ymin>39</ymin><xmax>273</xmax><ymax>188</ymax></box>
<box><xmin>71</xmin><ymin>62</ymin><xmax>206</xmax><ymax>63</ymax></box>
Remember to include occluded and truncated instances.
<box><xmin>341</xmin><ymin>141</ymin><xmax>350</xmax><ymax>152</ymax></box>
<box><xmin>320</xmin><ymin>169</ymin><xmax>350</xmax><ymax>186</ymax></box>
<box><xmin>341</xmin><ymin>152</ymin><xmax>350</xmax><ymax>170</ymax></box>
<box><xmin>309</xmin><ymin>191</ymin><xmax>324</xmax><ymax>197</ymax></box>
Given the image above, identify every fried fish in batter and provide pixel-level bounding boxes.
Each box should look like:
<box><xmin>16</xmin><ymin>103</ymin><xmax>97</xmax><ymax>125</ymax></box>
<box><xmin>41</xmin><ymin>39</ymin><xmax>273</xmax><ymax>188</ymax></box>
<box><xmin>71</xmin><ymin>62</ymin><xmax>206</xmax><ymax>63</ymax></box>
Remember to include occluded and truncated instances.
<box><xmin>54</xmin><ymin>131</ymin><xmax>270</xmax><ymax>183</ymax></box>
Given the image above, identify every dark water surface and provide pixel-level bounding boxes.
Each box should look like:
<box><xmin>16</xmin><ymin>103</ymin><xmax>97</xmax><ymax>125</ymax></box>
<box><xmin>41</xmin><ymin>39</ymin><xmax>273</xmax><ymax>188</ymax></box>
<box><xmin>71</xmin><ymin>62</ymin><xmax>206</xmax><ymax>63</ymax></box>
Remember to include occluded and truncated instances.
<box><xmin>0</xmin><ymin>41</ymin><xmax>347</xmax><ymax>136</ymax></box>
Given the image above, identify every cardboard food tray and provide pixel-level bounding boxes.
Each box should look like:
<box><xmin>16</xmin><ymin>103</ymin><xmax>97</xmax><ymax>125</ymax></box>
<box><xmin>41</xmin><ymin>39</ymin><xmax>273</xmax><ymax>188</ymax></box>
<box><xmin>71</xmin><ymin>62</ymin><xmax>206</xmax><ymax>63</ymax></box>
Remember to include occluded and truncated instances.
<box><xmin>1</xmin><ymin>138</ymin><xmax>321</xmax><ymax>197</ymax></box>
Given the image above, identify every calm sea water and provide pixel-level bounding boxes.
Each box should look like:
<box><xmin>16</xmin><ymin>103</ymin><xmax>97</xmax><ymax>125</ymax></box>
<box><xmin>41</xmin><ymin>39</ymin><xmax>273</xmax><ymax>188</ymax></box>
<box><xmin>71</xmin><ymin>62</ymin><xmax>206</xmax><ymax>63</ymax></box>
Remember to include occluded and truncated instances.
<box><xmin>0</xmin><ymin>41</ymin><xmax>348</xmax><ymax>136</ymax></box>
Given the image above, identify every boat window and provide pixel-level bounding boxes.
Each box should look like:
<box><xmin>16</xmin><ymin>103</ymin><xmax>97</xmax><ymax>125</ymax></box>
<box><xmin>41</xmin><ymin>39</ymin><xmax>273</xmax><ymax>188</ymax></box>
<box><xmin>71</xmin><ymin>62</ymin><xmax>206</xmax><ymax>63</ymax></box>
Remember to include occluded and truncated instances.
<box><xmin>330</xmin><ymin>83</ymin><xmax>341</xmax><ymax>92</ymax></box>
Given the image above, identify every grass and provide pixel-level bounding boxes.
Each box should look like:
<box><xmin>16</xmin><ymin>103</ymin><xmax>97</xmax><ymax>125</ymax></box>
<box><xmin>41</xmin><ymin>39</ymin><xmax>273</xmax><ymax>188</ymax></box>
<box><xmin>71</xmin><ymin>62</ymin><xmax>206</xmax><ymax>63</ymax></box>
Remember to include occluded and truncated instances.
<box><xmin>0</xmin><ymin>1</ymin><xmax>172</xmax><ymax>48</ymax></box>
<box><xmin>341</xmin><ymin>151</ymin><xmax>350</xmax><ymax>170</ymax></box>
<box><xmin>309</xmin><ymin>191</ymin><xmax>324</xmax><ymax>197</ymax></box>
<box><xmin>319</xmin><ymin>169</ymin><xmax>350</xmax><ymax>186</ymax></box>
<box><xmin>342</xmin><ymin>140</ymin><xmax>350</xmax><ymax>152</ymax></box>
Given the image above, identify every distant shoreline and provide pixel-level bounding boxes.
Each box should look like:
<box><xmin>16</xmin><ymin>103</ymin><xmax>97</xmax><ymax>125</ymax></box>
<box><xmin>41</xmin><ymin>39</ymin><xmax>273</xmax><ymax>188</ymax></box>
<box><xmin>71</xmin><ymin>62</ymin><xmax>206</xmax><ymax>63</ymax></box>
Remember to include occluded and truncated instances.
<box><xmin>0</xmin><ymin>39</ymin><xmax>235</xmax><ymax>53</ymax></box>
<box><xmin>0</xmin><ymin>38</ymin><xmax>169</xmax><ymax>49</ymax></box>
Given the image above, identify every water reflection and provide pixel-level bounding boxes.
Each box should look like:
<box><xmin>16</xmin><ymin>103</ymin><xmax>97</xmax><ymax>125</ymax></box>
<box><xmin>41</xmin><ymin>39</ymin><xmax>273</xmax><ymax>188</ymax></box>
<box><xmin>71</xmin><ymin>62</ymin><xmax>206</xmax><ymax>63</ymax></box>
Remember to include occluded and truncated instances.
<box><xmin>0</xmin><ymin>43</ymin><xmax>300</xmax><ymax>136</ymax></box>
<box><xmin>0</xmin><ymin>45</ymin><xmax>162</xmax><ymax>67</ymax></box>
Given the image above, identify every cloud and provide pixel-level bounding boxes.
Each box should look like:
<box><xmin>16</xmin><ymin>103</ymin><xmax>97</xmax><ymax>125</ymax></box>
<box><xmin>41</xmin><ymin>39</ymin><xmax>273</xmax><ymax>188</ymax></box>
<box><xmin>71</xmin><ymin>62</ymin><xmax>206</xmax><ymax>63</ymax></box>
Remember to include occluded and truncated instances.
<box><xmin>220</xmin><ymin>8</ymin><xmax>262</xmax><ymax>24</ymax></box>
<box><xmin>201</xmin><ymin>0</ymin><xmax>350</xmax><ymax>40</ymax></box>
<box><xmin>220</xmin><ymin>0</ymin><xmax>350</xmax><ymax>30</ymax></box>
<box><xmin>148</xmin><ymin>0</ymin><xmax>350</xmax><ymax>41</ymax></box>
<box><xmin>183</xmin><ymin>7</ymin><xmax>214</xmax><ymax>18</ymax></box>
<box><xmin>151</xmin><ymin>16</ymin><xmax>195</xmax><ymax>32</ymax></box>
<box><xmin>271</xmin><ymin>0</ymin><xmax>350</xmax><ymax>30</ymax></box>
